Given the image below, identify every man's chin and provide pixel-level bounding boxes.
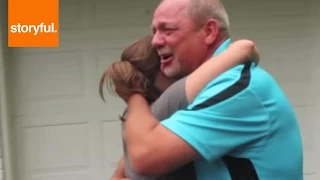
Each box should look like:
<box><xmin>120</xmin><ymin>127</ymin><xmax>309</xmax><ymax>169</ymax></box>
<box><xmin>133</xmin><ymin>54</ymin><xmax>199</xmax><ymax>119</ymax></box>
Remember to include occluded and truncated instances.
<box><xmin>163</xmin><ymin>68</ymin><xmax>179</xmax><ymax>79</ymax></box>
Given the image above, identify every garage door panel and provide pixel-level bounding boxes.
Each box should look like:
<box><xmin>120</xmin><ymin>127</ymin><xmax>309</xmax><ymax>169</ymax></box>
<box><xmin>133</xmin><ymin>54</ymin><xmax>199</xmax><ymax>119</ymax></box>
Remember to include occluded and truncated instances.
<box><xmin>19</xmin><ymin>123</ymin><xmax>91</xmax><ymax>180</ymax></box>
<box><xmin>230</xmin><ymin>12</ymin><xmax>313</xmax><ymax>40</ymax></box>
<box><xmin>82</xmin><ymin>48</ymin><xmax>126</xmax><ymax>121</ymax></box>
<box><xmin>225</xmin><ymin>0</ymin><xmax>309</xmax><ymax>28</ymax></box>
<box><xmin>227</xmin><ymin>0</ymin><xmax>316</xmax><ymax>38</ymax></box>
<box><xmin>90</xmin><ymin>48</ymin><xmax>126</xmax><ymax>120</ymax></box>
<box><xmin>11</xmin><ymin>26</ymin><xmax>153</xmax><ymax>51</ymax></box>
<box><xmin>305</xmin><ymin>174</ymin><xmax>320</xmax><ymax>180</ymax></box>
<box><xmin>11</xmin><ymin>51</ymin><xmax>87</xmax><ymax>118</ymax></box>
<box><xmin>101</xmin><ymin>121</ymin><xmax>122</xmax><ymax>169</ymax></box>
<box><xmin>15</xmin><ymin>113</ymin><xmax>88</xmax><ymax>128</ymax></box>
<box><xmin>11</xmin><ymin>32</ymin><xmax>87</xmax><ymax>54</ymax></box>
<box><xmin>256</xmin><ymin>37</ymin><xmax>315</xmax><ymax>84</ymax></box>
<box><xmin>89</xmin><ymin>99</ymin><xmax>126</xmax><ymax>121</ymax></box>
<box><xmin>225</xmin><ymin>0</ymin><xmax>306</xmax><ymax>14</ymax></box>
<box><xmin>57</xmin><ymin>30</ymin><xmax>89</xmax><ymax>48</ymax></box>
<box><xmin>95</xmin><ymin>48</ymin><xmax>122</xmax><ymax>82</ymax></box>
<box><xmin>88</xmin><ymin>97</ymin><xmax>125</xmax><ymax>121</ymax></box>
<box><xmin>306</xmin><ymin>15</ymin><xmax>320</xmax><ymax>30</ymax></box>
<box><xmin>315</xmin><ymin>68</ymin><xmax>320</xmax><ymax>89</ymax></box>
<box><xmin>22</xmin><ymin>123</ymin><xmax>89</xmax><ymax>171</ymax></box>
<box><xmin>12</xmin><ymin>51</ymin><xmax>85</xmax><ymax>99</ymax></box>
<box><xmin>231</xmin><ymin>16</ymin><xmax>308</xmax><ymax>33</ymax></box>
<box><xmin>231</xmin><ymin>28</ymin><xmax>308</xmax><ymax>42</ymax></box>
<box><xmin>310</xmin><ymin>0</ymin><xmax>320</xmax><ymax>15</ymax></box>
<box><xmin>59</xmin><ymin>0</ymin><xmax>88</xmax><ymax>30</ymax></box>
<box><xmin>92</xmin><ymin>0</ymin><xmax>158</xmax><ymax>27</ymax></box>
<box><xmin>261</xmin><ymin>64</ymin><xmax>313</xmax><ymax>85</ymax></box>
<box><xmin>295</xmin><ymin>106</ymin><xmax>318</xmax><ymax>149</ymax></box>
<box><xmin>26</xmin><ymin>171</ymin><xmax>90</xmax><ymax>180</ymax></box>
<box><xmin>83</xmin><ymin>26</ymin><xmax>152</xmax><ymax>49</ymax></box>
<box><xmin>295</xmin><ymin>105</ymin><xmax>320</xmax><ymax>174</ymax></box>
<box><xmin>281</xmin><ymin>82</ymin><xmax>318</xmax><ymax>107</ymax></box>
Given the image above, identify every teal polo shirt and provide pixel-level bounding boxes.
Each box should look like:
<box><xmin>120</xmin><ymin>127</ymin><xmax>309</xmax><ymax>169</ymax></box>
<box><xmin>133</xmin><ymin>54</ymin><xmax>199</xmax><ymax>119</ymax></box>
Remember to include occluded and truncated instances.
<box><xmin>161</xmin><ymin>39</ymin><xmax>303</xmax><ymax>180</ymax></box>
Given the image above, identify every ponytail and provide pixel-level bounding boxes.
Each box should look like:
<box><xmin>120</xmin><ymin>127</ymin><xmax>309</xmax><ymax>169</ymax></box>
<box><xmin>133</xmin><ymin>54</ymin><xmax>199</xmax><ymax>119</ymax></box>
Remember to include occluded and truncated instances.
<box><xmin>99</xmin><ymin>61</ymin><xmax>152</xmax><ymax>102</ymax></box>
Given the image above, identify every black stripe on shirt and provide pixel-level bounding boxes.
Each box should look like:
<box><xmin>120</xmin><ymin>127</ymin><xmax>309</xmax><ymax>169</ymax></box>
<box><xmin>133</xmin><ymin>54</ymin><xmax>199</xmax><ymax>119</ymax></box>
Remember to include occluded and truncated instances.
<box><xmin>191</xmin><ymin>62</ymin><xmax>252</xmax><ymax>110</ymax></box>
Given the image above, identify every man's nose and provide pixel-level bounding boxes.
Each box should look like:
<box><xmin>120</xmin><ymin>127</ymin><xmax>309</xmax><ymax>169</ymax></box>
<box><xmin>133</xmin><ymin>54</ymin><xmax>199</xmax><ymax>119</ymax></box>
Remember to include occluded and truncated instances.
<box><xmin>152</xmin><ymin>31</ymin><xmax>165</xmax><ymax>47</ymax></box>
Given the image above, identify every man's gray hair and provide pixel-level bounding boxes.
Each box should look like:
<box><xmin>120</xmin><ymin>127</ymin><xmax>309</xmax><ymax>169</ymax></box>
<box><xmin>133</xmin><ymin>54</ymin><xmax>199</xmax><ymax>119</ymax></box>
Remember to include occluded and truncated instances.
<box><xmin>187</xmin><ymin>0</ymin><xmax>230</xmax><ymax>31</ymax></box>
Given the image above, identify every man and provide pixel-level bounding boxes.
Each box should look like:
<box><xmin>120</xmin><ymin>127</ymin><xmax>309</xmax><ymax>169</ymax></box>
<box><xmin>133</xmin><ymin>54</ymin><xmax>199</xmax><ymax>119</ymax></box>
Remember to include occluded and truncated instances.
<box><xmin>110</xmin><ymin>37</ymin><xmax>260</xmax><ymax>179</ymax></box>
<box><xmin>123</xmin><ymin>0</ymin><xmax>303</xmax><ymax>179</ymax></box>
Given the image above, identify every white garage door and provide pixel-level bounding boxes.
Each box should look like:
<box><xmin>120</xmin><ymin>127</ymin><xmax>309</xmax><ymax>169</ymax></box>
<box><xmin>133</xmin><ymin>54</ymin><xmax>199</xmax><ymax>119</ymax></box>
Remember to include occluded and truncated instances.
<box><xmin>7</xmin><ymin>0</ymin><xmax>319</xmax><ymax>180</ymax></box>
<box><xmin>9</xmin><ymin>0</ymin><xmax>158</xmax><ymax>179</ymax></box>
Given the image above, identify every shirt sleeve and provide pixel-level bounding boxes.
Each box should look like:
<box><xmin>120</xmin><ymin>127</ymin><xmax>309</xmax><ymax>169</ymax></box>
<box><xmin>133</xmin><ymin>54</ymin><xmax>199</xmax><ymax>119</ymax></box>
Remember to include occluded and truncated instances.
<box><xmin>151</xmin><ymin>77</ymin><xmax>188</xmax><ymax>120</ymax></box>
<box><xmin>160</xmin><ymin>74</ymin><xmax>270</xmax><ymax>162</ymax></box>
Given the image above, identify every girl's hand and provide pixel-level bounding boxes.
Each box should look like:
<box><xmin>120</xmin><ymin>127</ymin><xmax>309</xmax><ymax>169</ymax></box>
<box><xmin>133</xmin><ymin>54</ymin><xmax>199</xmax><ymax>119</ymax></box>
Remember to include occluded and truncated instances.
<box><xmin>230</xmin><ymin>39</ymin><xmax>260</xmax><ymax>64</ymax></box>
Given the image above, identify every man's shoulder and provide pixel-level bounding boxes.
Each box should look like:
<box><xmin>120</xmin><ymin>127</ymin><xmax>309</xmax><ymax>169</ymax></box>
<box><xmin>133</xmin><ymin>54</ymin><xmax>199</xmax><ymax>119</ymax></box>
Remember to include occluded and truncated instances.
<box><xmin>191</xmin><ymin>64</ymin><xmax>252</xmax><ymax>105</ymax></box>
<box><xmin>248</xmin><ymin>65</ymin><xmax>286</xmax><ymax>99</ymax></box>
<box><xmin>189</xmin><ymin>63</ymin><xmax>273</xmax><ymax>111</ymax></box>
<box><xmin>198</xmin><ymin>63</ymin><xmax>278</xmax><ymax>97</ymax></box>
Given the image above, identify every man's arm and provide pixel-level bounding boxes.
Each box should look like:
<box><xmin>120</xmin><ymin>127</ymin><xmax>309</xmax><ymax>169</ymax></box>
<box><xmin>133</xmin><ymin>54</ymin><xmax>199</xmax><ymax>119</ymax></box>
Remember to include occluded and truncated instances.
<box><xmin>124</xmin><ymin>67</ymin><xmax>269</xmax><ymax>175</ymax></box>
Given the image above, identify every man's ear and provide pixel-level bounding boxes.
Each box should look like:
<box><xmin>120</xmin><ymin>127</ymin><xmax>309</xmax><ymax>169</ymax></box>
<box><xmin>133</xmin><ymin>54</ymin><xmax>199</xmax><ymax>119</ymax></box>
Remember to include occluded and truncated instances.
<box><xmin>204</xmin><ymin>19</ymin><xmax>219</xmax><ymax>45</ymax></box>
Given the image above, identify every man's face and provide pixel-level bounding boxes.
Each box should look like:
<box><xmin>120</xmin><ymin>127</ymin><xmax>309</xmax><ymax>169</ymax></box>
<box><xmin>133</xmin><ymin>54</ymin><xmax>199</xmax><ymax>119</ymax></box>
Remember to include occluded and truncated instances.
<box><xmin>151</xmin><ymin>0</ymin><xmax>208</xmax><ymax>79</ymax></box>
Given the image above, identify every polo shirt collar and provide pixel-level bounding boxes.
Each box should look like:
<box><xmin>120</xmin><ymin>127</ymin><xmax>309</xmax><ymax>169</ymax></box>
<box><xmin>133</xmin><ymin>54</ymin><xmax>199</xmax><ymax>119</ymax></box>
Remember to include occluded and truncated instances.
<box><xmin>213</xmin><ymin>38</ymin><xmax>231</xmax><ymax>57</ymax></box>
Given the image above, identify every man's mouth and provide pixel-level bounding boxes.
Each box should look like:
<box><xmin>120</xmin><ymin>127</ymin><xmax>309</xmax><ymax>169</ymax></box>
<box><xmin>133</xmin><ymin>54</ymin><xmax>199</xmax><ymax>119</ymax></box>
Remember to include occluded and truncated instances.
<box><xmin>159</xmin><ymin>53</ymin><xmax>173</xmax><ymax>72</ymax></box>
<box><xmin>160</xmin><ymin>54</ymin><xmax>173</xmax><ymax>64</ymax></box>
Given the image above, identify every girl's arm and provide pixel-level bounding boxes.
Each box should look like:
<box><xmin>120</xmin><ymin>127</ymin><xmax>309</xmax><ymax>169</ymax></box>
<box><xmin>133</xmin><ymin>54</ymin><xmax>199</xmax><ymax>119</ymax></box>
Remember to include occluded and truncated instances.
<box><xmin>185</xmin><ymin>39</ymin><xmax>259</xmax><ymax>103</ymax></box>
<box><xmin>111</xmin><ymin>156</ymin><xmax>128</xmax><ymax>180</ymax></box>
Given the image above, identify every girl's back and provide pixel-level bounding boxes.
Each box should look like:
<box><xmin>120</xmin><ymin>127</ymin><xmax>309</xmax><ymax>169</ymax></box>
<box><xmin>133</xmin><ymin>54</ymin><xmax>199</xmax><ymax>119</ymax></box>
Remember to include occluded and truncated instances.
<box><xmin>123</xmin><ymin>77</ymin><xmax>196</xmax><ymax>180</ymax></box>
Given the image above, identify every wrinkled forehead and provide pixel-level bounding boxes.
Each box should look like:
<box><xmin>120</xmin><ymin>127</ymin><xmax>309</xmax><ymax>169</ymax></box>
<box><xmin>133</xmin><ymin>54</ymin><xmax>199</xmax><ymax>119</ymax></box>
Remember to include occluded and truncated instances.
<box><xmin>152</xmin><ymin>0</ymin><xmax>189</xmax><ymax>27</ymax></box>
